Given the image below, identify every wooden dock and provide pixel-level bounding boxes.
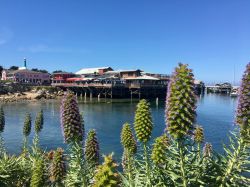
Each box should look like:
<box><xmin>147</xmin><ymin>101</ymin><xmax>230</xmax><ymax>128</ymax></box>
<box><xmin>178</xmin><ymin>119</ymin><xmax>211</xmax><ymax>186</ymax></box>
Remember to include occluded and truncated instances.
<box><xmin>52</xmin><ymin>82</ymin><xmax>167</xmax><ymax>99</ymax></box>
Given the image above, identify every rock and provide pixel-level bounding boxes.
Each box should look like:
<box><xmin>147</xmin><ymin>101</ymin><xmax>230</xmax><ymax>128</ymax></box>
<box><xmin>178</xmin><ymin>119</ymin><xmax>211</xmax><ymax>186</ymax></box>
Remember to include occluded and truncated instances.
<box><xmin>15</xmin><ymin>93</ymin><xmax>22</xmax><ymax>97</ymax></box>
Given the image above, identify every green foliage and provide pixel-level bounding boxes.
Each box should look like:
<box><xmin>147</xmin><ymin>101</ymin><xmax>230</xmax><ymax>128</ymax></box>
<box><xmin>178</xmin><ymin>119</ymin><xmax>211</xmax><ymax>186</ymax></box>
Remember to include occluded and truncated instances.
<box><xmin>9</xmin><ymin>66</ymin><xmax>18</xmax><ymax>70</ymax></box>
<box><xmin>30</xmin><ymin>157</ymin><xmax>47</xmax><ymax>187</ymax></box>
<box><xmin>217</xmin><ymin>132</ymin><xmax>250</xmax><ymax>187</ymax></box>
<box><xmin>92</xmin><ymin>154</ymin><xmax>120</xmax><ymax>187</ymax></box>
<box><xmin>121</xmin><ymin>123</ymin><xmax>137</xmax><ymax>155</ymax></box>
<box><xmin>31</xmin><ymin>68</ymin><xmax>48</xmax><ymax>73</ymax></box>
<box><xmin>0</xmin><ymin>154</ymin><xmax>24</xmax><ymax>187</ymax></box>
<box><xmin>85</xmin><ymin>129</ymin><xmax>99</xmax><ymax>167</ymax></box>
<box><xmin>151</xmin><ymin>134</ymin><xmax>169</xmax><ymax>166</ymax></box>
<box><xmin>35</xmin><ymin>110</ymin><xmax>44</xmax><ymax>134</ymax></box>
<box><xmin>166</xmin><ymin>63</ymin><xmax>197</xmax><ymax>139</ymax></box>
<box><xmin>134</xmin><ymin>99</ymin><xmax>153</xmax><ymax>143</ymax></box>
<box><xmin>23</xmin><ymin>113</ymin><xmax>32</xmax><ymax>137</ymax></box>
<box><xmin>65</xmin><ymin>142</ymin><xmax>88</xmax><ymax>187</ymax></box>
<box><xmin>0</xmin><ymin>107</ymin><xmax>5</xmax><ymax>133</ymax></box>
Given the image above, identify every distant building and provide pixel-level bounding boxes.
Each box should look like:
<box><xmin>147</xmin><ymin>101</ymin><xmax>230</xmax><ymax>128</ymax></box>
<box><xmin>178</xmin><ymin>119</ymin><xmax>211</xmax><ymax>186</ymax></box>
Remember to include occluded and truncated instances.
<box><xmin>142</xmin><ymin>72</ymin><xmax>170</xmax><ymax>80</ymax></box>
<box><xmin>51</xmin><ymin>72</ymin><xmax>76</xmax><ymax>84</ymax></box>
<box><xmin>105</xmin><ymin>69</ymin><xmax>142</xmax><ymax>79</ymax></box>
<box><xmin>1</xmin><ymin>59</ymin><xmax>50</xmax><ymax>85</ymax></box>
<box><xmin>75</xmin><ymin>67</ymin><xmax>113</xmax><ymax>76</ymax></box>
<box><xmin>104</xmin><ymin>69</ymin><xmax>169</xmax><ymax>87</ymax></box>
<box><xmin>1</xmin><ymin>69</ymin><xmax>50</xmax><ymax>84</ymax></box>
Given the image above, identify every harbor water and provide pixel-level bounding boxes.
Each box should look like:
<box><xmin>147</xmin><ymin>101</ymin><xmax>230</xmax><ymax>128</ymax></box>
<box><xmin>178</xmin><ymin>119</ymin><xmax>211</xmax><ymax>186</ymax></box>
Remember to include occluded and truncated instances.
<box><xmin>1</xmin><ymin>93</ymin><xmax>238</xmax><ymax>160</ymax></box>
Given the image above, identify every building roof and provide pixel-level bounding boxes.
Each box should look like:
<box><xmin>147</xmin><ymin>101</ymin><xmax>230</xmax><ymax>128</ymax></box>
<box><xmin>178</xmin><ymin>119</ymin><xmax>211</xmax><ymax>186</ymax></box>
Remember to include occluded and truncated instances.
<box><xmin>19</xmin><ymin>67</ymin><xmax>27</xmax><ymax>70</ymax></box>
<box><xmin>12</xmin><ymin>69</ymin><xmax>49</xmax><ymax>75</ymax></box>
<box><xmin>75</xmin><ymin>67</ymin><xmax>112</xmax><ymax>75</ymax></box>
<box><xmin>53</xmin><ymin>71</ymin><xmax>75</xmax><ymax>75</ymax></box>
<box><xmin>96</xmin><ymin>74</ymin><xmax>119</xmax><ymax>79</ymax></box>
<box><xmin>105</xmin><ymin>69</ymin><xmax>142</xmax><ymax>74</ymax></box>
<box><xmin>124</xmin><ymin>75</ymin><xmax>160</xmax><ymax>81</ymax></box>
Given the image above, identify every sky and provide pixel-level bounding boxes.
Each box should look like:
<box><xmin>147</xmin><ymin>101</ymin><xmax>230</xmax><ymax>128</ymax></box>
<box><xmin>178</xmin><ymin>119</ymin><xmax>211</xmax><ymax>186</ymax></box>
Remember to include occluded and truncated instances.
<box><xmin>0</xmin><ymin>0</ymin><xmax>249</xmax><ymax>84</ymax></box>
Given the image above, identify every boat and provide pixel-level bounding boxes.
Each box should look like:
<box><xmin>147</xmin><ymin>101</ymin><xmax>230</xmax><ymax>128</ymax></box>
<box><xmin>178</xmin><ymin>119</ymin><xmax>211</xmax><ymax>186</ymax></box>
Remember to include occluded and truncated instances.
<box><xmin>230</xmin><ymin>88</ymin><xmax>239</xmax><ymax>97</ymax></box>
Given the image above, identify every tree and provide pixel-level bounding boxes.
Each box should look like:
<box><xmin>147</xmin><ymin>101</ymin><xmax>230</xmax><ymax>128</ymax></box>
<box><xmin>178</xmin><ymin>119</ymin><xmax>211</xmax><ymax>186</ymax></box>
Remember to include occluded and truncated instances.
<box><xmin>0</xmin><ymin>66</ymin><xmax>3</xmax><ymax>73</ymax></box>
<box><xmin>31</xmin><ymin>69</ymin><xmax>48</xmax><ymax>74</ymax></box>
<box><xmin>53</xmin><ymin>70</ymin><xmax>63</xmax><ymax>74</ymax></box>
<box><xmin>9</xmin><ymin>66</ymin><xmax>18</xmax><ymax>70</ymax></box>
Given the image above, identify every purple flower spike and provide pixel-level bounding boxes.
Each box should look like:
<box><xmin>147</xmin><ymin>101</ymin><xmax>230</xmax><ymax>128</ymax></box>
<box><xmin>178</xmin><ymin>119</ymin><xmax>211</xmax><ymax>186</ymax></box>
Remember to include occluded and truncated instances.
<box><xmin>60</xmin><ymin>92</ymin><xmax>84</xmax><ymax>143</ymax></box>
<box><xmin>236</xmin><ymin>63</ymin><xmax>250</xmax><ymax>132</ymax></box>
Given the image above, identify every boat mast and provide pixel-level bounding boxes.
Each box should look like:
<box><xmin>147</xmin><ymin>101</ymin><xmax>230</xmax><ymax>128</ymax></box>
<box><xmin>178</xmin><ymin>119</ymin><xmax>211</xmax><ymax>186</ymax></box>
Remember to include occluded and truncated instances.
<box><xmin>233</xmin><ymin>64</ymin><xmax>235</xmax><ymax>86</ymax></box>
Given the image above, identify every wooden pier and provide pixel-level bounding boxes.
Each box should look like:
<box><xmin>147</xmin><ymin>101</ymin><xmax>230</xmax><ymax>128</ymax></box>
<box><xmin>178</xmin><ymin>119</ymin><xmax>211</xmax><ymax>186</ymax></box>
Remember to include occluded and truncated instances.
<box><xmin>52</xmin><ymin>82</ymin><xmax>167</xmax><ymax>99</ymax></box>
<box><xmin>205</xmin><ymin>83</ymin><xmax>232</xmax><ymax>94</ymax></box>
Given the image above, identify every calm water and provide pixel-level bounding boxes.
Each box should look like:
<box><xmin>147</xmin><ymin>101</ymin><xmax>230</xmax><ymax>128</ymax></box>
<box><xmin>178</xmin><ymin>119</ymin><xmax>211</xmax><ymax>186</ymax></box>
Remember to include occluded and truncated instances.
<box><xmin>1</xmin><ymin>94</ymin><xmax>238</xmax><ymax>160</ymax></box>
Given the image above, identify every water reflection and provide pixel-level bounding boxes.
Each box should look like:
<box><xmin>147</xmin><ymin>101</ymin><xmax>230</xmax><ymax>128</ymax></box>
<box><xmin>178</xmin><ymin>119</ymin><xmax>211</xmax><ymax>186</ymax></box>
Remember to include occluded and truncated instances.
<box><xmin>2</xmin><ymin>94</ymin><xmax>237</xmax><ymax>160</ymax></box>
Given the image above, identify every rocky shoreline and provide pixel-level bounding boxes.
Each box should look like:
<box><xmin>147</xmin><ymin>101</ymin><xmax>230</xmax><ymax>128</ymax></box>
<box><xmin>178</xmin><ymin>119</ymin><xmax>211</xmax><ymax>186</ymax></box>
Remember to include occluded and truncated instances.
<box><xmin>0</xmin><ymin>89</ymin><xmax>65</xmax><ymax>103</ymax></box>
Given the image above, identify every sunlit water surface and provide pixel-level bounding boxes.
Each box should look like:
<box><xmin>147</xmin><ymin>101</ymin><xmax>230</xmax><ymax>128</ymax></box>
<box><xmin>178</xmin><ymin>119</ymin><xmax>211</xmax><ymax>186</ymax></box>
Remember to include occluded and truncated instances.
<box><xmin>2</xmin><ymin>94</ymin><xmax>238</xmax><ymax>160</ymax></box>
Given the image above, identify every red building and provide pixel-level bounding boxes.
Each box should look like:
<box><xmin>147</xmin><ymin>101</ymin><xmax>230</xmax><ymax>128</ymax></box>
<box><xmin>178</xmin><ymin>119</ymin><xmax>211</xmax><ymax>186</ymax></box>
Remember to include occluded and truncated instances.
<box><xmin>52</xmin><ymin>72</ymin><xmax>76</xmax><ymax>84</ymax></box>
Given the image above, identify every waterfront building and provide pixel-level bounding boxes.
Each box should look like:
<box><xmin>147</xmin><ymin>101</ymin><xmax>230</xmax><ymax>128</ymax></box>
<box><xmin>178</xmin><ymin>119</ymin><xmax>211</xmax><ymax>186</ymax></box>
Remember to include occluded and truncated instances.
<box><xmin>105</xmin><ymin>69</ymin><xmax>142</xmax><ymax>79</ymax></box>
<box><xmin>124</xmin><ymin>75</ymin><xmax>168</xmax><ymax>88</ymax></box>
<box><xmin>75</xmin><ymin>67</ymin><xmax>113</xmax><ymax>77</ymax></box>
<box><xmin>51</xmin><ymin>72</ymin><xmax>76</xmax><ymax>84</ymax></box>
<box><xmin>51</xmin><ymin>67</ymin><xmax>170</xmax><ymax>98</ymax></box>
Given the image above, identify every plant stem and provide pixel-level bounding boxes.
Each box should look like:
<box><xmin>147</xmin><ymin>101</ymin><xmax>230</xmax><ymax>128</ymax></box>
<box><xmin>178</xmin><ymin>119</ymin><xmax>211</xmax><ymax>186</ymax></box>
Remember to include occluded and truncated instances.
<box><xmin>127</xmin><ymin>151</ymin><xmax>133</xmax><ymax>187</ymax></box>
<box><xmin>23</xmin><ymin>136</ymin><xmax>28</xmax><ymax>153</ymax></box>
<box><xmin>0</xmin><ymin>133</ymin><xmax>5</xmax><ymax>157</ymax></box>
<box><xmin>197</xmin><ymin>142</ymin><xmax>201</xmax><ymax>161</ymax></box>
<box><xmin>178</xmin><ymin>140</ymin><xmax>188</xmax><ymax>187</ymax></box>
<box><xmin>143</xmin><ymin>143</ymin><xmax>150</xmax><ymax>186</ymax></box>
<box><xmin>33</xmin><ymin>133</ymin><xmax>39</xmax><ymax>153</ymax></box>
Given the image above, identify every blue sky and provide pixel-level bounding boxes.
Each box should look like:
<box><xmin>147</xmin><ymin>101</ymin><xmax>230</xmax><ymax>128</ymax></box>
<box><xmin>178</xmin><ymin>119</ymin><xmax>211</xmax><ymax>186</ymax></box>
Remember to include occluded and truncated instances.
<box><xmin>0</xmin><ymin>0</ymin><xmax>249</xmax><ymax>84</ymax></box>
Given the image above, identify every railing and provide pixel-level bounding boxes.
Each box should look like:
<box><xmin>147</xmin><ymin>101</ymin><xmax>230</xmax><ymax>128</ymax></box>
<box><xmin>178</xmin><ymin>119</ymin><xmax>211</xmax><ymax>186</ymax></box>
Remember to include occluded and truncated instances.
<box><xmin>52</xmin><ymin>83</ymin><xmax>113</xmax><ymax>88</ymax></box>
<box><xmin>52</xmin><ymin>82</ymin><xmax>167</xmax><ymax>89</ymax></box>
<box><xmin>126</xmin><ymin>83</ymin><xmax>167</xmax><ymax>89</ymax></box>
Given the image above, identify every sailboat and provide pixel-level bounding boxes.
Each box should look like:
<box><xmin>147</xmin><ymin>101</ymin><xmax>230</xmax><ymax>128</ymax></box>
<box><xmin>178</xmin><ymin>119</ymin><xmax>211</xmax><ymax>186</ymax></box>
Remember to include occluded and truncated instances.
<box><xmin>230</xmin><ymin>65</ymin><xmax>239</xmax><ymax>97</ymax></box>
